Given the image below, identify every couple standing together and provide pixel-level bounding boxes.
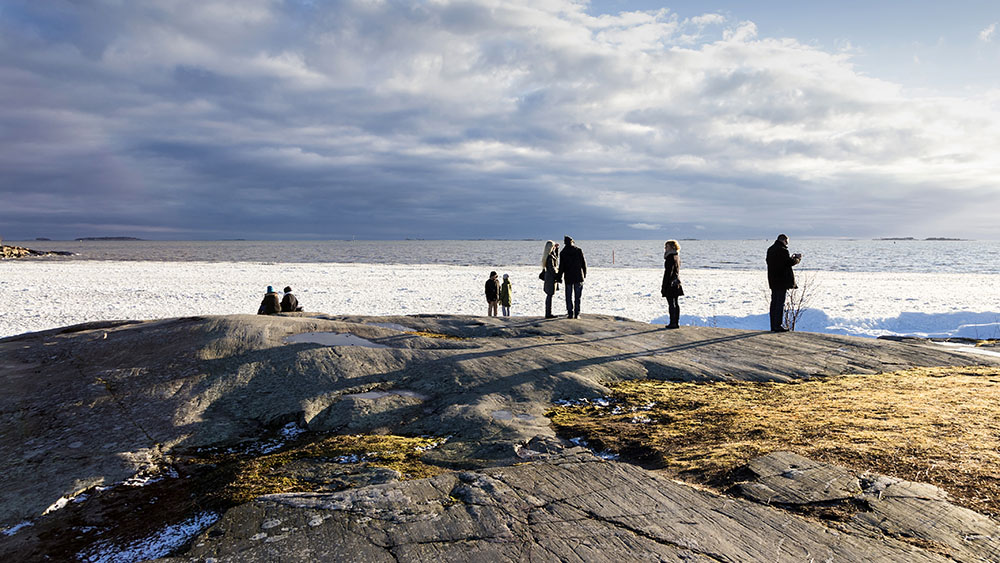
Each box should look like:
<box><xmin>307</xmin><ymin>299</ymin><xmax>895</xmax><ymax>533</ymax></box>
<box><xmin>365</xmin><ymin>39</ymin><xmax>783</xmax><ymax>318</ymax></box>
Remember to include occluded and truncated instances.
<box><xmin>541</xmin><ymin>236</ymin><xmax>587</xmax><ymax>319</ymax></box>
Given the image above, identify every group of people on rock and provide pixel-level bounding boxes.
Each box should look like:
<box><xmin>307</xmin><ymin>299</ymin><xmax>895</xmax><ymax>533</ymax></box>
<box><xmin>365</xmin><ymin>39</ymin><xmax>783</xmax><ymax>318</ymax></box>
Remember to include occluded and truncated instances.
<box><xmin>258</xmin><ymin>286</ymin><xmax>302</xmax><ymax>315</ymax></box>
<box><xmin>258</xmin><ymin>234</ymin><xmax>803</xmax><ymax>333</ymax></box>
<box><xmin>518</xmin><ymin>233</ymin><xmax>801</xmax><ymax>332</ymax></box>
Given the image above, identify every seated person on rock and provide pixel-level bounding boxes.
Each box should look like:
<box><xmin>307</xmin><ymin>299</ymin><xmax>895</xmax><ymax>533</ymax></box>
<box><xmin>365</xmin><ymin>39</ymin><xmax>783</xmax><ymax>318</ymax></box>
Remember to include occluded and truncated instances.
<box><xmin>258</xmin><ymin>286</ymin><xmax>282</xmax><ymax>315</ymax></box>
<box><xmin>281</xmin><ymin>286</ymin><xmax>303</xmax><ymax>312</ymax></box>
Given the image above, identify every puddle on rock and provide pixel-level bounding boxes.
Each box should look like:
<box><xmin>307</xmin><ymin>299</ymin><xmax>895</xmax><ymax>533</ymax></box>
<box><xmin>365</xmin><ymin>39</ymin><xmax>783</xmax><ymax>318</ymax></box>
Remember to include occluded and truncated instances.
<box><xmin>285</xmin><ymin>332</ymin><xmax>390</xmax><ymax>348</ymax></box>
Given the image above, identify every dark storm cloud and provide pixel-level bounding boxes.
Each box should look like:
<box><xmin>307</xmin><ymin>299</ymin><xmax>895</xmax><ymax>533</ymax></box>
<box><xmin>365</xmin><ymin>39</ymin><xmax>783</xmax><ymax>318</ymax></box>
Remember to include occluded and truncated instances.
<box><xmin>2</xmin><ymin>0</ymin><xmax>999</xmax><ymax>241</ymax></box>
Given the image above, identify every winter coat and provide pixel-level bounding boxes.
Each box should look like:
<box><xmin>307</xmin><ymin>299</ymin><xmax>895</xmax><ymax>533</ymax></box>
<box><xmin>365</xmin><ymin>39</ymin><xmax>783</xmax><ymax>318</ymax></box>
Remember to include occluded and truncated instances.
<box><xmin>558</xmin><ymin>243</ymin><xmax>587</xmax><ymax>285</ymax></box>
<box><xmin>766</xmin><ymin>240</ymin><xmax>800</xmax><ymax>290</ymax></box>
<box><xmin>258</xmin><ymin>292</ymin><xmax>281</xmax><ymax>315</ymax></box>
<box><xmin>485</xmin><ymin>277</ymin><xmax>500</xmax><ymax>302</ymax></box>
<box><xmin>661</xmin><ymin>252</ymin><xmax>683</xmax><ymax>298</ymax></box>
<box><xmin>281</xmin><ymin>293</ymin><xmax>299</xmax><ymax>312</ymax></box>
<box><xmin>500</xmin><ymin>280</ymin><xmax>513</xmax><ymax>307</ymax></box>
<box><xmin>543</xmin><ymin>252</ymin><xmax>559</xmax><ymax>295</ymax></box>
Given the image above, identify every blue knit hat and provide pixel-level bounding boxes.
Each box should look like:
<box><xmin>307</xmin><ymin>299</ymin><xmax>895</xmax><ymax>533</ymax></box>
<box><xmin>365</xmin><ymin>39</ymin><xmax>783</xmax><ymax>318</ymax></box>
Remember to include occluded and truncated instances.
<box><xmin>267</xmin><ymin>286</ymin><xmax>274</xmax><ymax>293</ymax></box>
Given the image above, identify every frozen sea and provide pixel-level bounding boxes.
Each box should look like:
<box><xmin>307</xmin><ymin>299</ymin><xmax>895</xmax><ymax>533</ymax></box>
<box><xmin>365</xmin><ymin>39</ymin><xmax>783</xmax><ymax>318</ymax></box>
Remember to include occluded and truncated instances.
<box><xmin>2</xmin><ymin>239</ymin><xmax>1000</xmax><ymax>340</ymax></box>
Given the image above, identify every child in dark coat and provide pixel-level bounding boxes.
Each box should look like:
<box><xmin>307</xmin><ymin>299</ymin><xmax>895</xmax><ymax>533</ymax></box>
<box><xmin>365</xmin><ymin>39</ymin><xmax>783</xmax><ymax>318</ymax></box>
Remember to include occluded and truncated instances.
<box><xmin>485</xmin><ymin>271</ymin><xmax>500</xmax><ymax>317</ymax></box>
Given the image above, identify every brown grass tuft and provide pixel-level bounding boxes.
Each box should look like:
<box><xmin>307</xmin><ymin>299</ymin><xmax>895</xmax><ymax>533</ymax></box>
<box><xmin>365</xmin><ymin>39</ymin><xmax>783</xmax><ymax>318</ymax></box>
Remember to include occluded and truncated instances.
<box><xmin>183</xmin><ymin>434</ymin><xmax>448</xmax><ymax>506</ymax></box>
<box><xmin>547</xmin><ymin>366</ymin><xmax>1000</xmax><ymax>518</ymax></box>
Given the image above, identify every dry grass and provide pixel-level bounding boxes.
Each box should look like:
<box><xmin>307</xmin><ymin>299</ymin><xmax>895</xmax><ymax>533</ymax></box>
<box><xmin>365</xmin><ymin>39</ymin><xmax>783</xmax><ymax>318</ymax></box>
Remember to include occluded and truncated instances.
<box><xmin>405</xmin><ymin>331</ymin><xmax>467</xmax><ymax>340</ymax></box>
<box><xmin>183</xmin><ymin>434</ymin><xmax>448</xmax><ymax>506</ymax></box>
<box><xmin>547</xmin><ymin>366</ymin><xmax>1000</xmax><ymax>518</ymax></box>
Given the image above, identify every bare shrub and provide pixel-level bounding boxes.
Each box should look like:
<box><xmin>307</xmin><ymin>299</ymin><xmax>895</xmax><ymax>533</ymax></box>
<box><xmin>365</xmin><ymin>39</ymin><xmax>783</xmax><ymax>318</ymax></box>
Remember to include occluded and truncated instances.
<box><xmin>784</xmin><ymin>270</ymin><xmax>817</xmax><ymax>331</ymax></box>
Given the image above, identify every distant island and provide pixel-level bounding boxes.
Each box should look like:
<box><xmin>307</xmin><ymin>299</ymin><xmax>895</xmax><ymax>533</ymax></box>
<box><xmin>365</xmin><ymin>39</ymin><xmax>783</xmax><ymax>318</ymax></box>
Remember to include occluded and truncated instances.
<box><xmin>874</xmin><ymin>237</ymin><xmax>968</xmax><ymax>241</ymax></box>
<box><xmin>74</xmin><ymin>236</ymin><xmax>145</xmax><ymax>241</ymax></box>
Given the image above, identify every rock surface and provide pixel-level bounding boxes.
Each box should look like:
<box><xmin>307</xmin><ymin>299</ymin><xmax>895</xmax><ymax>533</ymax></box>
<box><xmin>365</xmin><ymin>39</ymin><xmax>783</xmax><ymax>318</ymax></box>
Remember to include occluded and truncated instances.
<box><xmin>732</xmin><ymin>451</ymin><xmax>1000</xmax><ymax>562</ymax></box>
<box><xmin>160</xmin><ymin>452</ymin><xmax>968</xmax><ymax>562</ymax></box>
<box><xmin>0</xmin><ymin>243</ymin><xmax>71</xmax><ymax>258</ymax></box>
<box><xmin>3</xmin><ymin>313</ymin><xmax>999</xmax><ymax>560</ymax></box>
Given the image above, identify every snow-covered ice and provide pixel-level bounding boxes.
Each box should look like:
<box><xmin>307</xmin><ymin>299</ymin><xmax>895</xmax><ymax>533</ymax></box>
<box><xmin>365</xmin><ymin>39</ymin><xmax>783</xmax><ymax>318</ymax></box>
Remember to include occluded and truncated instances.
<box><xmin>2</xmin><ymin>261</ymin><xmax>1000</xmax><ymax>339</ymax></box>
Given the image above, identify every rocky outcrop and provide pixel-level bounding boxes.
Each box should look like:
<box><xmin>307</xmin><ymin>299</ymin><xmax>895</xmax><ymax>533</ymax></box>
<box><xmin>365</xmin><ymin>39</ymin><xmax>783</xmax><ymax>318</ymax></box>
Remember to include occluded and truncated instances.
<box><xmin>732</xmin><ymin>452</ymin><xmax>1000</xmax><ymax>562</ymax></box>
<box><xmin>2</xmin><ymin>314</ymin><xmax>999</xmax><ymax>560</ymax></box>
<box><xmin>0</xmin><ymin>243</ymin><xmax>71</xmax><ymax>258</ymax></box>
<box><xmin>160</xmin><ymin>452</ymin><xmax>972</xmax><ymax>562</ymax></box>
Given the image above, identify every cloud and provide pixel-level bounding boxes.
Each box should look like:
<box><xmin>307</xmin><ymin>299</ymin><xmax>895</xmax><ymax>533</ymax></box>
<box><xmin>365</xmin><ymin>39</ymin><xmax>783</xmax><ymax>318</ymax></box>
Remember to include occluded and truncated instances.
<box><xmin>980</xmin><ymin>23</ymin><xmax>996</xmax><ymax>42</ymax></box>
<box><xmin>1</xmin><ymin>0</ymin><xmax>1000</xmax><ymax>240</ymax></box>
<box><xmin>629</xmin><ymin>223</ymin><xmax>661</xmax><ymax>231</ymax></box>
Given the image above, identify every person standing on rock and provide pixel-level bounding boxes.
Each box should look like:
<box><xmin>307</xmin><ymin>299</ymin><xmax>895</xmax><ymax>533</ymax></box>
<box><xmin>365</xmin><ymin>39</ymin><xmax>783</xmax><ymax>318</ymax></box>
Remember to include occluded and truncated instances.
<box><xmin>485</xmin><ymin>271</ymin><xmax>501</xmax><ymax>317</ymax></box>
<box><xmin>766</xmin><ymin>234</ymin><xmax>802</xmax><ymax>332</ymax></box>
<box><xmin>541</xmin><ymin>240</ymin><xmax>560</xmax><ymax>318</ymax></box>
<box><xmin>258</xmin><ymin>286</ymin><xmax>282</xmax><ymax>315</ymax></box>
<box><xmin>280</xmin><ymin>286</ymin><xmax>301</xmax><ymax>312</ymax></box>
<box><xmin>558</xmin><ymin>235</ymin><xmax>587</xmax><ymax>319</ymax></box>
<box><xmin>500</xmin><ymin>274</ymin><xmax>513</xmax><ymax>317</ymax></box>
<box><xmin>660</xmin><ymin>240</ymin><xmax>684</xmax><ymax>329</ymax></box>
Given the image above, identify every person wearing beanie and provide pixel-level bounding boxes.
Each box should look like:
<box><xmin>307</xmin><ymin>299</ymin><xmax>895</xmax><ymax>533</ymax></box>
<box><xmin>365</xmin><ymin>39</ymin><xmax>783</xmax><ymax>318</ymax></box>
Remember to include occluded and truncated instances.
<box><xmin>499</xmin><ymin>273</ymin><xmax>513</xmax><ymax>317</ymax></box>
<box><xmin>557</xmin><ymin>235</ymin><xmax>587</xmax><ymax>318</ymax></box>
<box><xmin>258</xmin><ymin>285</ymin><xmax>281</xmax><ymax>315</ymax></box>
<box><xmin>281</xmin><ymin>286</ymin><xmax>301</xmax><ymax>312</ymax></box>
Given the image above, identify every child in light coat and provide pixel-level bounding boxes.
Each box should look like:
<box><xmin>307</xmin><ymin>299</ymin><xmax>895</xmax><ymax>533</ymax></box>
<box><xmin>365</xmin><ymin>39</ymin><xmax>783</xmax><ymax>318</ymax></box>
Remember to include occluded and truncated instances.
<box><xmin>499</xmin><ymin>274</ymin><xmax>513</xmax><ymax>316</ymax></box>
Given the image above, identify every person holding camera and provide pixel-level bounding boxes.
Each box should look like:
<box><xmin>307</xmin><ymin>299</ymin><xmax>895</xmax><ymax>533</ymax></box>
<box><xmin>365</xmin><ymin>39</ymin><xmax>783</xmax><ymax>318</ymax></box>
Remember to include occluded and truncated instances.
<box><xmin>766</xmin><ymin>234</ymin><xmax>802</xmax><ymax>332</ymax></box>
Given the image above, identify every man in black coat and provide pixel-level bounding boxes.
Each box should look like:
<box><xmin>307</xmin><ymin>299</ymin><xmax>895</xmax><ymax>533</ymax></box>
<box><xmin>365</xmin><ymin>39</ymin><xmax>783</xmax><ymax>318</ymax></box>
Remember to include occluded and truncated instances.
<box><xmin>558</xmin><ymin>235</ymin><xmax>587</xmax><ymax>318</ymax></box>
<box><xmin>766</xmin><ymin>234</ymin><xmax>802</xmax><ymax>332</ymax></box>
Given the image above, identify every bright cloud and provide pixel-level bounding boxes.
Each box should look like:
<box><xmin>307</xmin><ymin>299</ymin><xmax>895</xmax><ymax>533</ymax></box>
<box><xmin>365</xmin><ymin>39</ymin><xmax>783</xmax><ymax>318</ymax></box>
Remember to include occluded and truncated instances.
<box><xmin>980</xmin><ymin>23</ymin><xmax>996</xmax><ymax>42</ymax></box>
<box><xmin>2</xmin><ymin>0</ymin><xmax>1000</xmax><ymax>240</ymax></box>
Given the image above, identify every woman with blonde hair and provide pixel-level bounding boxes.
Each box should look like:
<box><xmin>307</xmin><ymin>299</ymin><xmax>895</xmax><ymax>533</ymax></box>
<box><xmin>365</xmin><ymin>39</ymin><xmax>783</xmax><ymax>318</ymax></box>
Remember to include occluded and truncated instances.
<box><xmin>660</xmin><ymin>240</ymin><xmax>683</xmax><ymax>329</ymax></box>
<box><xmin>541</xmin><ymin>240</ymin><xmax>560</xmax><ymax>318</ymax></box>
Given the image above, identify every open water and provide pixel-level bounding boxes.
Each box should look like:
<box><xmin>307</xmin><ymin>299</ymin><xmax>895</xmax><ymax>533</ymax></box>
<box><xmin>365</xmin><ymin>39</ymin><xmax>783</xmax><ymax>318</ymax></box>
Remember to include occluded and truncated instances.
<box><xmin>9</xmin><ymin>239</ymin><xmax>1000</xmax><ymax>274</ymax></box>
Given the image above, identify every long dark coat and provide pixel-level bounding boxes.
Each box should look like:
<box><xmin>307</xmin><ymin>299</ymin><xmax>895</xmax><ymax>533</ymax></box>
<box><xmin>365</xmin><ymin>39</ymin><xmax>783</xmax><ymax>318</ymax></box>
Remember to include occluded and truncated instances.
<box><xmin>485</xmin><ymin>278</ymin><xmax>500</xmax><ymax>301</ymax></box>
<box><xmin>661</xmin><ymin>252</ymin><xmax>683</xmax><ymax>298</ymax></box>
<box><xmin>543</xmin><ymin>252</ymin><xmax>559</xmax><ymax>295</ymax></box>
<box><xmin>558</xmin><ymin>243</ymin><xmax>587</xmax><ymax>284</ymax></box>
<box><xmin>766</xmin><ymin>240</ymin><xmax>799</xmax><ymax>290</ymax></box>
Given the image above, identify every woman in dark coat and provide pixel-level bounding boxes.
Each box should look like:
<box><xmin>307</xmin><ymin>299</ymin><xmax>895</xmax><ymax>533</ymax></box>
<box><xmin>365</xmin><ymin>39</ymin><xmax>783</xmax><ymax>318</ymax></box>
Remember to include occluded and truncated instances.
<box><xmin>660</xmin><ymin>240</ymin><xmax>683</xmax><ymax>329</ymax></box>
<box><xmin>541</xmin><ymin>240</ymin><xmax>560</xmax><ymax>318</ymax></box>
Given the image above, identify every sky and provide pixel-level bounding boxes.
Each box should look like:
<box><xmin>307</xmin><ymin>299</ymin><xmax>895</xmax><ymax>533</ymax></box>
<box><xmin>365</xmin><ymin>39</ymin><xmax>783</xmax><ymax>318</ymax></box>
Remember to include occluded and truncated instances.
<box><xmin>2</xmin><ymin>0</ymin><xmax>1000</xmax><ymax>241</ymax></box>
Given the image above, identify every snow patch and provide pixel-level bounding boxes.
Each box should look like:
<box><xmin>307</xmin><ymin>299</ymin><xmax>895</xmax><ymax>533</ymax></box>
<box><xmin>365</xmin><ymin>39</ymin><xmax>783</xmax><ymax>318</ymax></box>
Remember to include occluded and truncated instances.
<box><xmin>78</xmin><ymin>511</ymin><xmax>219</xmax><ymax>563</ymax></box>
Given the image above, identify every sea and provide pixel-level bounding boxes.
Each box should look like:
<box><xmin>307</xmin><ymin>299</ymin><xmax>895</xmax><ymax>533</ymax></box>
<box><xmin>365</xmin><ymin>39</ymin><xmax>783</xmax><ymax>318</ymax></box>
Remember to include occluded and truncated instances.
<box><xmin>5</xmin><ymin>238</ymin><xmax>1000</xmax><ymax>340</ymax></box>
<box><xmin>10</xmin><ymin>239</ymin><xmax>1000</xmax><ymax>274</ymax></box>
